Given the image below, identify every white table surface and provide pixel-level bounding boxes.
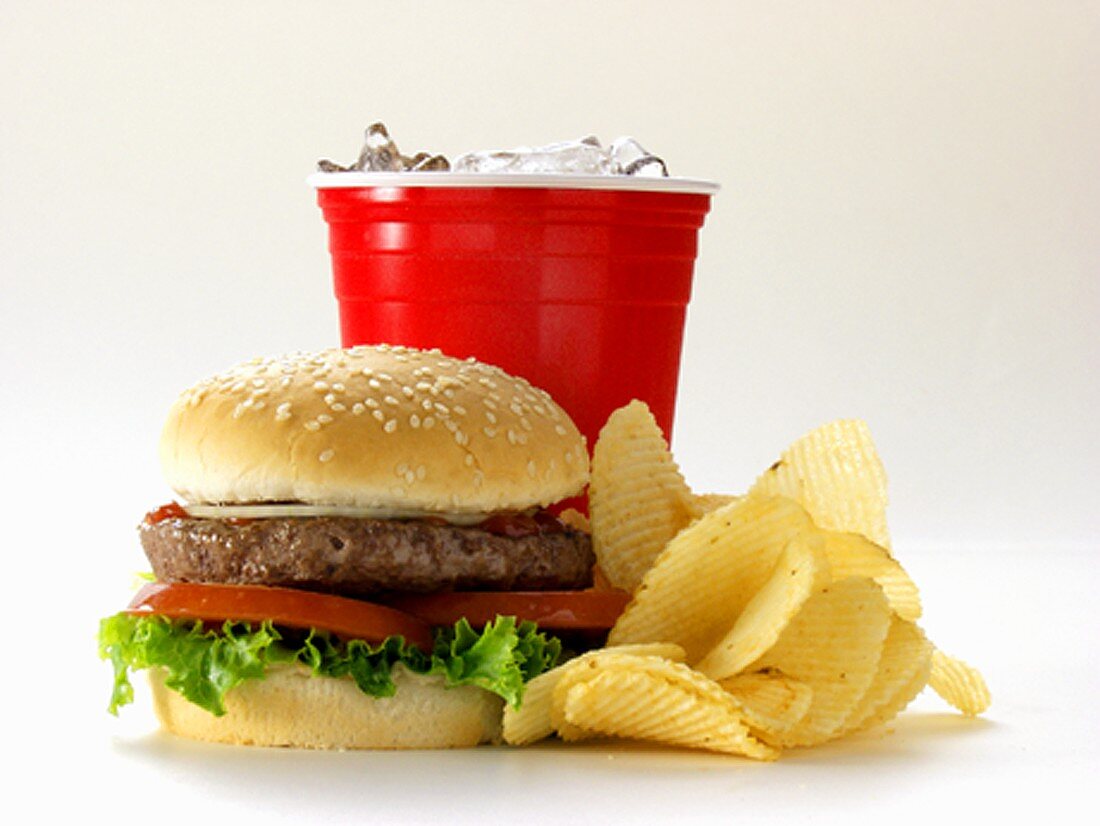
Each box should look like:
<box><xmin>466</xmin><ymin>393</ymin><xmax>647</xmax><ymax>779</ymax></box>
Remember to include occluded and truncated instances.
<box><xmin>12</xmin><ymin>539</ymin><xmax>1095</xmax><ymax>825</ymax></box>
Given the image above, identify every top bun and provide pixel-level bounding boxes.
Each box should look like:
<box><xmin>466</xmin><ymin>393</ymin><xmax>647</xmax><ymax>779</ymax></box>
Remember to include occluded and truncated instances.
<box><xmin>160</xmin><ymin>345</ymin><xmax>588</xmax><ymax>513</ymax></box>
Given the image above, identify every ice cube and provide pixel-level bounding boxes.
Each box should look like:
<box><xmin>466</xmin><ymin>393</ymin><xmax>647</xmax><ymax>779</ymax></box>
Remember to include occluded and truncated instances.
<box><xmin>316</xmin><ymin>158</ymin><xmax>351</xmax><ymax>172</ymax></box>
<box><xmin>407</xmin><ymin>152</ymin><xmax>451</xmax><ymax>172</ymax></box>
<box><xmin>356</xmin><ymin>122</ymin><xmax>406</xmax><ymax>172</ymax></box>
<box><xmin>610</xmin><ymin>137</ymin><xmax>668</xmax><ymax>177</ymax></box>
<box><xmin>317</xmin><ymin>126</ymin><xmax>669</xmax><ymax>177</ymax></box>
<box><xmin>452</xmin><ymin>135</ymin><xmax>615</xmax><ymax>175</ymax></box>
<box><xmin>316</xmin><ymin>123</ymin><xmax>451</xmax><ymax>173</ymax></box>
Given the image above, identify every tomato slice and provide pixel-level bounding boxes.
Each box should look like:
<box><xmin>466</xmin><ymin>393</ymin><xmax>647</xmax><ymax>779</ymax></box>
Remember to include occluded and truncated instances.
<box><xmin>380</xmin><ymin>589</ymin><xmax>631</xmax><ymax>631</ymax></box>
<box><xmin>125</xmin><ymin>582</ymin><xmax>434</xmax><ymax>651</ymax></box>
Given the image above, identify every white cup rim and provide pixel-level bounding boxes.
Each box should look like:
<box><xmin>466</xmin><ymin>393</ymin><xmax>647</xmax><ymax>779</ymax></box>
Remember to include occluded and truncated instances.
<box><xmin>308</xmin><ymin>171</ymin><xmax>720</xmax><ymax>195</ymax></box>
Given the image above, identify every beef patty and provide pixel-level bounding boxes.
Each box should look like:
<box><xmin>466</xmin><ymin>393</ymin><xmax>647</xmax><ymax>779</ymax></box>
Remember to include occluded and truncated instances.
<box><xmin>140</xmin><ymin>515</ymin><xmax>595</xmax><ymax>597</ymax></box>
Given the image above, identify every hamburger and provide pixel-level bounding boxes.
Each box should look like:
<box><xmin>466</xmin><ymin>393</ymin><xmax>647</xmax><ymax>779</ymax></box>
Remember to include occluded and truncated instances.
<box><xmin>99</xmin><ymin>344</ymin><xmax>627</xmax><ymax>748</ymax></box>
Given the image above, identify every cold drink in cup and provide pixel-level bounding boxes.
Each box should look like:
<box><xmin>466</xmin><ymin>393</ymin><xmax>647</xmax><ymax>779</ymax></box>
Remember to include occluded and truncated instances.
<box><xmin>311</xmin><ymin>129</ymin><xmax>718</xmax><ymax>451</ymax></box>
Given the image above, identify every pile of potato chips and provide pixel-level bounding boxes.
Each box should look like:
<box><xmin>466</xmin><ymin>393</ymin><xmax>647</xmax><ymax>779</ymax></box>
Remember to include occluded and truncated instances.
<box><xmin>504</xmin><ymin>402</ymin><xmax>990</xmax><ymax>759</ymax></box>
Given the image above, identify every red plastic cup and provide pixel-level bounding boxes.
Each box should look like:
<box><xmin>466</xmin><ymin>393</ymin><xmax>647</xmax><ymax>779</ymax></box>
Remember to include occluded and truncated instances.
<box><xmin>310</xmin><ymin>173</ymin><xmax>718</xmax><ymax>452</ymax></box>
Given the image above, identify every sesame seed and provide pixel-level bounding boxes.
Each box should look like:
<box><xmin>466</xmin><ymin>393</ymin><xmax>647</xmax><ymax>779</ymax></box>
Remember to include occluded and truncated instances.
<box><xmin>485</xmin><ymin>411</ymin><xmax>498</xmax><ymax>424</ymax></box>
<box><xmin>317</xmin><ymin>413</ymin><xmax>333</xmax><ymax>424</ymax></box>
<box><xmin>416</xmin><ymin>465</ymin><xmax>427</xmax><ymax>480</ymax></box>
<box><xmin>319</xmin><ymin>449</ymin><xmax>335</xmax><ymax>463</ymax></box>
<box><xmin>372</xmin><ymin>410</ymin><xmax>385</xmax><ymax>422</ymax></box>
<box><xmin>383</xmin><ymin>395</ymin><xmax>398</xmax><ymax>406</ymax></box>
<box><xmin>331</xmin><ymin>402</ymin><xmax>346</xmax><ymax>412</ymax></box>
<box><xmin>520</xmin><ymin>418</ymin><xmax>533</xmax><ymax>431</ymax></box>
<box><xmin>483</xmin><ymin>427</ymin><xmax>497</xmax><ymax>438</ymax></box>
<box><xmin>314</xmin><ymin>381</ymin><xmax>329</xmax><ymax>391</ymax></box>
<box><xmin>332</xmin><ymin>382</ymin><xmax>346</xmax><ymax>392</ymax></box>
<box><xmin>384</xmin><ymin>419</ymin><xmax>397</xmax><ymax>433</ymax></box>
<box><xmin>304</xmin><ymin>420</ymin><xmax>321</xmax><ymax>432</ymax></box>
<box><xmin>409</xmin><ymin>414</ymin><xmax>421</xmax><ymax>428</ymax></box>
<box><xmin>423</xmin><ymin>416</ymin><xmax>436</xmax><ymax>429</ymax></box>
<box><xmin>352</xmin><ymin>403</ymin><xmax>365</xmax><ymax>415</ymax></box>
<box><xmin>464</xmin><ymin>454</ymin><xmax>475</xmax><ymax>467</ymax></box>
<box><xmin>453</xmin><ymin>404</ymin><xmax>467</xmax><ymax>416</ymax></box>
<box><xmin>275</xmin><ymin>402</ymin><xmax>292</xmax><ymax>421</ymax></box>
<box><xmin>527</xmin><ymin>460</ymin><xmax>537</xmax><ymax>478</ymax></box>
<box><xmin>555</xmin><ymin>424</ymin><xmax>567</xmax><ymax>436</ymax></box>
<box><xmin>365</xmin><ymin>398</ymin><xmax>379</xmax><ymax>409</ymax></box>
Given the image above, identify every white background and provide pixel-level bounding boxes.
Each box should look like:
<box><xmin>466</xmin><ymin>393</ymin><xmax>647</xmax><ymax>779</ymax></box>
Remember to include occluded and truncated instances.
<box><xmin>1</xmin><ymin>2</ymin><xmax>1096</xmax><ymax>823</ymax></box>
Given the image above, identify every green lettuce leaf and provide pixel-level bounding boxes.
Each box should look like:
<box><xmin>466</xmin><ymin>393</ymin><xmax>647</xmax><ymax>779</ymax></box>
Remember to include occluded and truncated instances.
<box><xmin>98</xmin><ymin>613</ymin><xmax>561</xmax><ymax>717</ymax></box>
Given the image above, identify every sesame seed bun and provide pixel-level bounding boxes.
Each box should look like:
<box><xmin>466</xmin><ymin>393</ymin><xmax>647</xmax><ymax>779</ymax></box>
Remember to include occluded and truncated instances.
<box><xmin>159</xmin><ymin>344</ymin><xmax>589</xmax><ymax>512</ymax></box>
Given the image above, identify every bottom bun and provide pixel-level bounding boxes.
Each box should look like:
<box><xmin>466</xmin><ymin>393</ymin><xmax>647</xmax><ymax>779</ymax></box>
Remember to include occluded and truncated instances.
<box><xmin>149</xmin><ymin>664</ymin><xmax>504</xmax><ymax>749</ymax></box>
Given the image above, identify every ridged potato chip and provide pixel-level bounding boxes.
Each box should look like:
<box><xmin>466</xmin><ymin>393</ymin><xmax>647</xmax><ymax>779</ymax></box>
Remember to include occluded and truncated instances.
<box><xmin>929</xmin><ymin>648</ymin><xmax>991</xmax><ymax>716</ymax></box>
<box><xmin>840</xmin><ymin>616</ymin><xmax>932</xmax><ymax>735</ymax></box>
<box><xmin>503</xmin><ymin>408</ymin><xmax>990</xmax><ymax>761</ymax></box>
<box><xmin>720</xmin><ymin>670</ymin><xmax>814</xmax><ymax>744</ymax></box>
<box><xmin>501</xmin><ymin>643</ymin><xmax>686</xmax><ymax>746</ymax></box>
<box><xmin>750</xmin><ymin>577</ymin><xmax>892</xmax><ymax>747</ymax></box>
<box><xmin>695</xmin><ymin>532</ymin><xmax>830</xmax><ymax>681</ymax></box>
<box><xmin>750</xmin><ymin>419</ymin><xmax>891</xmax><ymax>550</ymax></box>
<box><xmin>690</xmin><ymin>492</ymin><xmax>740</xmax><ymax>518</ymax></box>
<box><xmin>608</xmin><ymin>495</ymin><xmax>817</xmax><ymax>661</ymax></box>
<box><xmin>555</xmin><ymin>654</ymin><xmax>778</xmax><ymax>760</ymax></box>
<box><xmin>823</xmin><ymin>531</ymin><xmax>921</xmax><ymax>620</ymax></box>
<box><xmin>547</xmin><ymin>648</ymin><xmax>692</xmax><ymax>743</ymax></box>
<box><xmin>589</xmin><ymin>401</ymin><xmax>697</xmax><ymax>592</ymax></box>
